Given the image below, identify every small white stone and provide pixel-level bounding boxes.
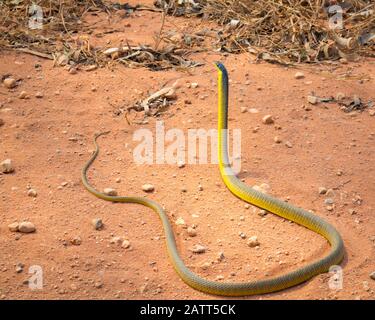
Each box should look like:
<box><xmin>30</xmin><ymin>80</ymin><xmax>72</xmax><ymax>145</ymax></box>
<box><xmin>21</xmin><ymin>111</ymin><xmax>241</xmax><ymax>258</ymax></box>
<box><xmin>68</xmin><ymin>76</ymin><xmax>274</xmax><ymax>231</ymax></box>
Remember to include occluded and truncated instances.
<box><xmin>187</xmin><ymin>227</ymin><xmax>197</xmax><ymax>237</ymax></box>
<box><xmin>190</xmin><ymin>82</ymin><xmax>199</xmax><ymax>89</ymax></box>
<box><xmin>191</xmin><ymin>244</ymin><xmax>206</xmax><ymax>253</ymax></box>
<box><xmin>103</xmin><ymin>188</ymin><xmax>117</xmax><ymax>196</ymax></box>
<box><xmin>3</xmin><ymin>77</ymin><xmax>17</xmax><ymax>89</ymax></box>
<box><xmin>8</xmin><ymin>222</ymin><xmax>19</xmax><ymax>232</ymax></box>
<box><xmin>18</xmin><ymin>91</ymin><xmax>28</xmax><ymax>99</ymax></box>
<box><xmin>110</xmin><ymin>236</ymin><xmax>123</xmax><ymax>245</ymax></box>
<box><xmin>247</xmin><ymin>236</ymin><xmax>259</xmax><ymax>247</ymax></box>
<box><xmin>1</xmin><ymin>159</ymin><xmax>14</xmax><ymax>173</ymax></box>
<box><xmin>262</xmin><ymin>115</ymin><xmax>274</xmax><ymax>124</ymax></box>
<box><xmin>142</xmin><ymin>184</ymin><xmax>154</xmax><ymax>192</ymax></box>
<box><xmin>18</xmin><ymin>221</ymin><xmax>36</xmax><ymax>233</ymax></box>
<box><xmin>285</xmin><ymin>141</ymin><xmax>293</xmax><ymax>148</ymax></box>
<box><xmin>177</xmin><ymin>161</ymin><xmax>185</xmax><ymax>168</ymax></box>
<box><xmin>175</xmin><ymin>217</ymin><xmax>186</xmax><ymax>226</ymax></box>
<box><xmin>27</xmin><ymin>189</ymin><xmax>37</xmax><ymax>197</ymax></box>
<box><xmin>294</xmin><ymin>72</ymin><xmax>305</xmax><ymax>79</ymax></box>
<box><xmin>318</xmin><ymin>187</ymin><xmax>327</xmax><ymax>195</ymax></box>
<box><xmin>121</xmin><ymin>240</ymin><xmax>130</xmax><ymax>249</ymax></box>
<box><xmin>307</xmin><ymin>95</ymin><xmax>319</xmax><ymax>105</ymax></box>
<box><xmin>248</xmin><ymin>108</ymin><xmax>259</xmax><ymax>114</ymax></box>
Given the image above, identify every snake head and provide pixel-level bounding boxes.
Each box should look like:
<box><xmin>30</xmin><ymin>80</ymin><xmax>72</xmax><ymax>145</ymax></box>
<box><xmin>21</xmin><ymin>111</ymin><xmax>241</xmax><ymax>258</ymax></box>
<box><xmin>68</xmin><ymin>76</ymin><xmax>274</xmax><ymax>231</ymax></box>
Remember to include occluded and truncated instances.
<box><xmin>214</xmin><ymin>62</ymin><xmax>228</xmax><ymax>77</ymax></box>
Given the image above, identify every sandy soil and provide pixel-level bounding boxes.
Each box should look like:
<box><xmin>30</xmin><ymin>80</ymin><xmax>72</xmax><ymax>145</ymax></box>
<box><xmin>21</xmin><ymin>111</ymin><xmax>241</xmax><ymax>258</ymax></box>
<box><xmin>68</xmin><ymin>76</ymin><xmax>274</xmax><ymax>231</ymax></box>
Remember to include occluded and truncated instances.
<box><xmin>0</xmin><ymin>0</ymin><xmax>374</xmax><ymax>300</ymax></box>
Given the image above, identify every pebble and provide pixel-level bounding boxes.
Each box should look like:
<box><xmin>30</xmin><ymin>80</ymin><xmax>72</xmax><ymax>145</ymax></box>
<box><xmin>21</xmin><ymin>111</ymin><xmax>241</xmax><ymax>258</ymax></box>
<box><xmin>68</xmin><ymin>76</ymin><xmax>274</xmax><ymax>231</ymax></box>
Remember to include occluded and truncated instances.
<box><xmin>274</xmin><ymin>136</ymin><xmax>281</xmax><ymax>143</ymax></box>
<box><xmin>70</xmin><ymin>236</ymin><xmax>82</xmax><ymax>246</ymax></box>
<box><xmin>285</xmin><ymin>141</ymin><xmax>293</xmax><ymax>148</ymax></box>
<box><xmin>190</xmin><ymin>82</ymin><xmax>199</xmax><ymax>89</ymax></box>
<box><xmin>142</xmin><ymin>184</ymin><xmax>154</xmax><ymax>192</ymax></box>
<box><xmin>294</xmin><ymin>72</ymin><xmax>305</xmax><ymax>79</ymax></box>
<box><xmin>324</xmin><ymin>198</ymin><xmax>334</xmax><ymax>205</ymax></box>
<box><xmin>262</xmin><ymin>115</ymin><xmax>274</xmax><ymax>125</ymax></box>
<box><xmin>370</xmin><ymin>271</ymin><xmax>375</xmax><ymax>280</ymax></box>
<box><xmin>3</xmin><ymin>77</ymin><xmax>17</xmax><ymax>88</ymax></box>
<box><xmin>307</xmin><ymin>95</ymin><xmax>319</xmax><ymax>105</ymax></box>
<box><xmin>121</xmin><ymin>240</ymin><xmax>130</xmax><ymax>249</ymax></box>
<box><xmin>217</xmin><ymin>252</ymin><xmax>225</xmax><ymax>262</ymax></box>
<box><xmin>187</xmin><ymin>227</ymin><xmax>197</xmax><ymax>237</ymax></box>
<box><xmin>191</xmin><ymin>244</ymin><xmax>206</xmax><ymax>254</ymax></box>
<box><xmin>92</xmin><ymin>218</ymin><xmax>103</xmax><ymax>230</ymax></box>
<box><xmin>258</xmin><ymin>210</ymin><xmax>267</xmax><ymax>217</ymax></box>
<box><xmin>18</xmin><ymin>91</ymin><xmax>28</xmax><ymax>99</ymax></box>
<box><xmin>318</xmin><ymin>187</ymin><xmax>327</xmax><ymax>195</ymax></box>
<box><xmin>8</xmin><ymin>222</ymin><xmax>19</xmax><ymax>232</ymax></box>
<box><xmin>110</xmin><ymin>236</ymin><xmax>123</xmax><ymax>245</ymax></box>
<box><xmin>240</xmin><ymin>107</ymin><xmax>247</xmax><ymax>113</ymax></box>
<box><xmin>175</xmin><ymin>217</ymin><xmax>186</xmax><ymax>226</ymax></box>
<box><xmin>103</xmin><ymin>188</ymin><xmax>117</xmax><ymax>196</ymax></box>
<box><xmin>18</xmin><ymin>221</ymin><xmax>36</xmax><ymax>233</ymax></box>
<box><xmin>177</xmin><ymin>161</ymin><xmax>185</xmax><ymax>168</ymax></box>
<box><xmin>1</xmin><ymin>159</ymin><xmax>14</xmax><ymax>173</ymax></box>
<box><xmin>15</xmin><ymin>263</ymin><xmax>24</xmax><ymax>273</ymax></box>
<box><xmin>35</xmin><ymin>92</ymin><xmax>44</xmax><ymax>98</ymax></box>
<box><xmin>27</xmin><ymin>189</ymin><xmax>37</xmax><ymax>197</ymax></box>
<box><xmin>247</xmin><ymin>236</ymin><xmax>259</xmax><ymax>247</ymax></box>
<box><xmin>239</xmin><ymin>232</ymin><xmax>246</xmax><ymax>239</ymax></box>
<box><xmin>248</xmin><ymin>108</ymin><xmax>259</xmax><ymax>114</ymax></box>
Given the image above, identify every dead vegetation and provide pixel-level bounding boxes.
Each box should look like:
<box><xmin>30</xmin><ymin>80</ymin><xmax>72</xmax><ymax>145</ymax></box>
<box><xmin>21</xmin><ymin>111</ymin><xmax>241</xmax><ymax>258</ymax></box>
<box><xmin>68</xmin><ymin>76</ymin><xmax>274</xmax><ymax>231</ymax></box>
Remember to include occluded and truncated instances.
<box><xmin>1</xmin><ymin>1</ymin><xmax>373</xmax><ymax>68</ymax></box>
<box><xmin>0</xmin><ymin>0</ymin><xmax>199</xmax><ymax>70</ymax></box>
<box><xmin>155</xmin><ymin>0</ymin><xmax>375</xmax><ymax>63</ymax></box>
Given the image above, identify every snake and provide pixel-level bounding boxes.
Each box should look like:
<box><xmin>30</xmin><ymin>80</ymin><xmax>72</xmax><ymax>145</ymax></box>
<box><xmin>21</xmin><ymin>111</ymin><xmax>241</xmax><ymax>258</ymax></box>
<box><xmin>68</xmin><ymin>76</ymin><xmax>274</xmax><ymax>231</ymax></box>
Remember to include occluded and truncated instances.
<box><xmin>82</xmin><ymin>62</ymin><xmax>345</xmax><ymax>296</ymax></box>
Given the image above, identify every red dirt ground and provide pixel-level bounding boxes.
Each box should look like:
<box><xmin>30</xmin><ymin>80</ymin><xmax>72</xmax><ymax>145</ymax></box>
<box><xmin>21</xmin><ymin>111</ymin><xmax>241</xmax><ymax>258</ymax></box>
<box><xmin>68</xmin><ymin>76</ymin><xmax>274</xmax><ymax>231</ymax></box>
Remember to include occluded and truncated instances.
<box><xmin>0</xmin><ymin>0</ymin><xmax>374</xmax><ymax>300</ymax></box>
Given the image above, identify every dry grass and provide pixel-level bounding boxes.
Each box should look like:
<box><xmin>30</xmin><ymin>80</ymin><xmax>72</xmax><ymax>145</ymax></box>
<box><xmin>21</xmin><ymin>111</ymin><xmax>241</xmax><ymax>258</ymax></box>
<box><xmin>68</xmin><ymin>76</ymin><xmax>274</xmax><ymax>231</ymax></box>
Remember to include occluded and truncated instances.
<box><xmin>155</xmin><ymin>0</ymin><xmax>374</xmax><ymax>63</ymax></box>
<box><xmin>0</xmin><ymin>0</ymin><xmax>199</xmax><ymax>70</ymax></box>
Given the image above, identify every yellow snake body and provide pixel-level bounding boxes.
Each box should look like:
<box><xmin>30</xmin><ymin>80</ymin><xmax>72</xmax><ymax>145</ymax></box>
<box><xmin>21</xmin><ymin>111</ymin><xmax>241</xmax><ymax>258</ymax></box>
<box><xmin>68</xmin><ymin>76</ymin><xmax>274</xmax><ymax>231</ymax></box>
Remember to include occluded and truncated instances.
<box><xmin>82</xmin><ymin>62</ymin><xmax>344</xmax><ymax>296</ymax></box>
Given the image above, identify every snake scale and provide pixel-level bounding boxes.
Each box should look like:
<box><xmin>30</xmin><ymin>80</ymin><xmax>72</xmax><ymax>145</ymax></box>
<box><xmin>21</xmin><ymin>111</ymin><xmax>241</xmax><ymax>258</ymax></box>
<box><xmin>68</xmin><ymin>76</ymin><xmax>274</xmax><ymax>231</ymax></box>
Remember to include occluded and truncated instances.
<box><xmin>82</xmin><ymin>62</ymin><xmax>344</xmax><ymax>296</ymax></box>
